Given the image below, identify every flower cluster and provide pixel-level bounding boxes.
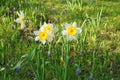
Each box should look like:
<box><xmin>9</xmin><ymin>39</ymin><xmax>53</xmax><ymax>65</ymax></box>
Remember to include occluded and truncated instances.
<box><xmin>14</xmin><ymin>11</ymin><xmax>82</xmax><ymax>44</ymax></box>
<box><xmin>34</xmin><ymin>22</ymin><xmax>56</xmax><ymax>44</ymax></box>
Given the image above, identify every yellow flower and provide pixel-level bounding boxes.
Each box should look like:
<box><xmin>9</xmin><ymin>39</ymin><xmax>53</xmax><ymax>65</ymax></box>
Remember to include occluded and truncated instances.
<box><xmin>14</xmin><ymin>11</ymin><xmax>25</xmax><ymax>29</ymax></box>
<box><xmin>62</xmin><ymin>22</ymin><xmax>82</xmax><ymax>41</ymax></box>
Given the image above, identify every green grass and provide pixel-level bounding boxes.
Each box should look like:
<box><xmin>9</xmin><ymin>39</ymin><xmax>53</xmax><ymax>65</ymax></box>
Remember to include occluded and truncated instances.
<box><xmin>0</xmin><ymin>0</ymin><xmax>120</xmax><ymax>80</ymax></box>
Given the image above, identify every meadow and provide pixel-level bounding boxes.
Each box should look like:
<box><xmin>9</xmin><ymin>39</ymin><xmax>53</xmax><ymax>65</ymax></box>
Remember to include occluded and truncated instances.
<box><xmin>0</xmin><ymin>0</ymin><xmax>120</xmax><ymax>80</ymax></box>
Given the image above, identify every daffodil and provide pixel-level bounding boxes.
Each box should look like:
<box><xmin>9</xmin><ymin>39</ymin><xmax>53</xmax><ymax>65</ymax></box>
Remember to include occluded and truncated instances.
<box><xmin>41</xmin><ymin>22</ymin><xmax>57</xmax><ymax>33</ymax></box>
<box><xmin>40</xmin><ymin>22</ymin><xmax>57</xmax><ymax>41</ymax></box>
<box><xmin>34</xmin><ymin>27</ymin><xmax>53</xmax><ymax>44</ymax></box>
<box><xmin>62</xmin><ymin>22</ymin><xmax>82</xmax><ymax>41</ymax></box>
<box><xmin>14</xmin><ymin>11</ymin><xmax>25</xmax><ymax>29</ymax></box>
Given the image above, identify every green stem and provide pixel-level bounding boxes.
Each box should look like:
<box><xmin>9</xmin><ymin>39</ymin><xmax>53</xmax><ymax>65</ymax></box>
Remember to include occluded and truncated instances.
<box><xmin>28</xmin><ymin>58</ymin><xmax>39</xmax><ymax>79</ymax></box>
<box><xmin>42</xmin><ymin>45</ymin><xmax>45</xmax><ymax>80</ymax></box>
<box><xmin>37</xmin><ymin>50</ymin><xmax>40</xmax><ymax>79</ymax></box>
<box><xmin>92</xmin><ymin>49</ymin><xmax>95</xmax><ymax>74</ymax></box>
<box><xmin>42</xmin><ymin>58</ymin><xmax>45</xmax><ymax>80</ymax></box>
<box><xmin>64</xmin><ymin>41</ymin><xmax>70</xmax><ymax>80</ymax></box>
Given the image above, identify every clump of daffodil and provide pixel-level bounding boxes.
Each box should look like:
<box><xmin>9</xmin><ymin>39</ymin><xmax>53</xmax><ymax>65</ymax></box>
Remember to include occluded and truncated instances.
<box><xmin>14</xmin><ymin>11</ymin><xmax>25</xmax><ymax>29</ymax></box>
<box><xmin>34</xmin><ymin>22</ymin><xmax>56</xmax><ymax>44</ymax></box>
<box><xmin>62</xmin><ymin>22</ymin><xmax>82</xmax><ymax>41</ymax></box>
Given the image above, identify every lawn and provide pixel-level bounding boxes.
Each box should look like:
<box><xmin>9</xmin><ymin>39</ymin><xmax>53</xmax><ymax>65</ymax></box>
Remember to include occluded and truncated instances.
<box><xmin>0</xmin><ymin>0</ymin><xmax>120</xmax><ymax>80</ymax></box>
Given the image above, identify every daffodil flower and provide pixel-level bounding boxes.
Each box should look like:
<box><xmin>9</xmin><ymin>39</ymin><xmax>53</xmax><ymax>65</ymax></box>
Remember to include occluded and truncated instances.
<box><xmin>40</xmin><ymin>22</ymin><xmax>57</xmax><ymax>41</ymax></box>
<box><xmin>34</xmin><ymin>28</ymin><xmax>53</xmax><ymax>44</ymax></box>
<box><xmin>14</xmin><ymin>11</ymin><xmax>25</xmax><ymax>29</ymax></box>
<box><xmin>62</xmin><ymin>22</ymin><xmax>82</xmax><ymax>41</ymax></box>
<box><xmin>41</xmin><ymin>22</ymin><xmax>57</xmax><ymax>33</ymax></box>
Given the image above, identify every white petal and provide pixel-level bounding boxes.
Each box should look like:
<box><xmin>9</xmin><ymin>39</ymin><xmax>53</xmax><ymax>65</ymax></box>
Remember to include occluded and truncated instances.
<box><xmin>40</xmin><ymin>25</ymin><xmax>44</xmax><ymax>31</ymax></box>
<box><xmin>41</xmin><ymin>40</ymin><xmax>46</xmax><ymax>44</ymax></box>
<box><xmin>47</xmin><ymin>30</ymin><xmax>53</xmax><ymax>35</ymax></box>
<box><xmin>20</xmin><ymin>11</ymin><xmax>24</xmax><ymax>18</ymax></box>
<box><xmin>73</xmin><ymin>22</ymin><xmax>77</xmax><ymax>27</ymax></box>
<box><xmin>34</xmin><ymin>31</ymin><xmax>39</xmax><ymax>35</ymax></box>
<box><xmin>64</xmin><ymin>23</ymin><xmax>71</xmax><ymax>29</ymax></box>
<box><xmin>47</xmin><ymin>36</ymin><xmax>53</xmax><ymax>42</ymax></box>
<box><xmin>44</xmin><ymin>22</ymin><xmax>47</xmax><ymax>25</ymax></box>
<box><xmin>35</xmin><ymin>36</ymin><xmax>40</xmax><ymax>41</ymax></box>
<box><xmin>17</xmin><ymin>12</ymin><xmax>21</xmax><ymax>16</ymax></box>
<box><xmin>62</xmin><ymin>30</ymin><xmax>67</xmax><ymax>35</ymax></box>
<box><xmin>47</xmin><ymin>31</ymin><xmax>54</xmax><ymax>41</ymax></box>
<box><xmin>21</xmin><ymin>22</ymin><xmax>25</xmax><ymax>29</ymax></box>
<box><xmin>67</xmin><ymin>36</ymin><xmax>77</xmax><ymax>41</ymax></box>
<box><xmin>67</xmin><ymin>36</ymin><xmax>73</xmax><ymax>41</ymax></box>
<box><xmin>49</xmin><ymin>24</ymin><xmax>53</xmax><ymax>28</ymax></box>
<box><xmin>77</xmin><ymin>28</ymin><xmax>82</xmax><ymax>34</ymax></box>
<box><xmin>14</xmin><ymin>18</ymin><xmax>20</xmax><ymax>23</ymax></box>
<box><xmin>74</xmin><ymin>35</ymin><xmax>78</xmax><ymax>40</ymax></box>
<box><xmin>53</xmin><ymin>27</ymin><xmax>58</xmax><ymax>33</ymax></box>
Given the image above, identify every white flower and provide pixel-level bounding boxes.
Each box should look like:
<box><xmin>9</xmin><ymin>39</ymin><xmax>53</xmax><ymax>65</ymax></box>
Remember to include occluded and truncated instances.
<box><xmin>41</xmin><ymin>22</ymin><xmax>57</xmax><ymax>33</ymax></box>
<box><xmin>62</xmin><ymin>22</ymin><xmax>82</xmax><ymax>41</ymax></box>
<box><xmin>40</xmin><ymin>22</ymin><xmax>57</xmax><ymax>41</ymax></box>
<box><xmin>34</xmin><ymin>26</ymin><xmax>54</xmax><ymax>44</ymax></box>
<box><xmin>14</xmin><ymin>11</ymin><xmax>25</xmax><ymax>29</ymax></box>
